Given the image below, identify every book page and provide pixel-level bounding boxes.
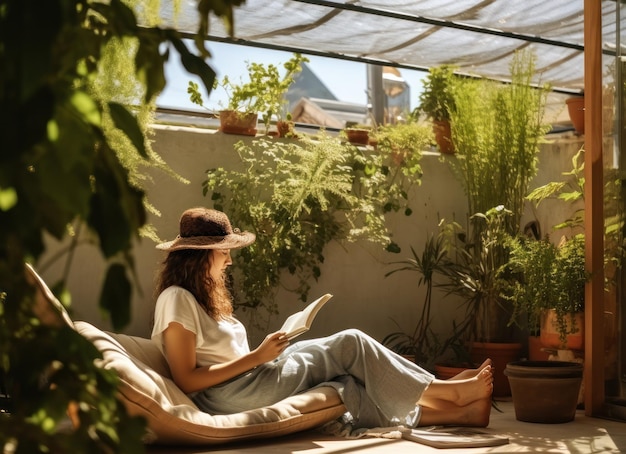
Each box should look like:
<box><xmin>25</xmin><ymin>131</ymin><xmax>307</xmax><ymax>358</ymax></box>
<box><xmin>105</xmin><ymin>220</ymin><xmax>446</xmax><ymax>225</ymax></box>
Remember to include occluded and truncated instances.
<box><xmin>280</xmin><ymin>293</ymin><xmax>333</xmax><ymax>339</ymax></box>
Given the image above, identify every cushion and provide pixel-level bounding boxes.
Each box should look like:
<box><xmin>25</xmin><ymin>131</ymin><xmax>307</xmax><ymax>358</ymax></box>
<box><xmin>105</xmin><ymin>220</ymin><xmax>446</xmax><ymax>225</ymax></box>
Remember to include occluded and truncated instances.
<box><xmin>25</xmin><ymin>263</ymin><xmax>346</xmax><ymax>445</ymax></box>
<box><xmin>74</xmin><ymin>322</ymin><xmax>346</xmax><ymax>445</ymax></box>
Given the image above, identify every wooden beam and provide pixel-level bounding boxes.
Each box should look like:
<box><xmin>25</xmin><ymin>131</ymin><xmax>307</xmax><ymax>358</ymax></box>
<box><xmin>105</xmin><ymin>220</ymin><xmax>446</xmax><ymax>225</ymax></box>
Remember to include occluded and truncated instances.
<box><xmin>583</xmin><ymin>0</ymin><xmax>605</xmax><ymax>416</ymax></box>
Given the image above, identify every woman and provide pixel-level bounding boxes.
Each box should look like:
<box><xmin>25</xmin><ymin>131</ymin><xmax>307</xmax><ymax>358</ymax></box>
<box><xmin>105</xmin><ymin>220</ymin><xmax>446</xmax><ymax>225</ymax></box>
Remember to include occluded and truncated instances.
<box><xmin>152</xmin><ymin>207</ymin><xmax>493</xmax><ymax>429</ymax></box>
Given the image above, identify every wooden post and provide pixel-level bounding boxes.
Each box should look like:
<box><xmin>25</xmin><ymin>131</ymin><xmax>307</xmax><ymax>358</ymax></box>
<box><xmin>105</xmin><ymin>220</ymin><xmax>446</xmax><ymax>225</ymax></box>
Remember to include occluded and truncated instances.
<box><xmin>583</xmin><ymin>0</ymin><xmax>605</xmax><ymax>416</ymax></box>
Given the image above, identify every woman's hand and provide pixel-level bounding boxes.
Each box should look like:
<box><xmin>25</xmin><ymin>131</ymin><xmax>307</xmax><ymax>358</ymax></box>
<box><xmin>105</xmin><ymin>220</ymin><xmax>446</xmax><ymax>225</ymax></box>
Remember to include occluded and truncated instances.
<box><xmin>252</xmin><ymin>331</ymin><xmax>290</xmax><ymax>364</ymax></box>
<box><xmin>163</xmin><ymin>324</ymin><xmax>290</xmax><ymax>393</ymax></box>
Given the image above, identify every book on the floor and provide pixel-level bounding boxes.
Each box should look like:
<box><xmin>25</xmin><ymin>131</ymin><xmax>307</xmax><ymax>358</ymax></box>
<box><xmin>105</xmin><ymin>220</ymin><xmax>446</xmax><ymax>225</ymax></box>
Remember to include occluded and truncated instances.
<box><xmin>279</xmin><ymin>293</ymin><xmax>333</xmax><ymax>340</ymax></box>
<box><xmin>402</xmin><ymin>426</ymin><xmax>509</xmax><ymax>449</ymax></box>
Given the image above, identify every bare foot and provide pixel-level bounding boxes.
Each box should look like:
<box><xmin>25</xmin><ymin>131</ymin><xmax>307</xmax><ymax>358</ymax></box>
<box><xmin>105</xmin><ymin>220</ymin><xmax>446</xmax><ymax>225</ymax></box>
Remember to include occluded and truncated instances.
<box><xmin>449</xmin><ymin>359</ymin><xmax>493</xmax><ymax>381</ymax></box>
<box><xmin>449</xmin><ymin>366</ymin><xmax>493</xmax><ymax>406</ymax></box>
<box><xmin>425</xmin><ymin>366</ymin><xmax>493</xmax><ymax>407</ymax></box>
<box><xmin>417</xmin><ymin>392</ymin><xmax>493</xmax><ymax>427</ymax></box>
<box><xmin>457</xmin><ymin>396</ymin><xmax>492</xmax><ymax>427</ymax></box>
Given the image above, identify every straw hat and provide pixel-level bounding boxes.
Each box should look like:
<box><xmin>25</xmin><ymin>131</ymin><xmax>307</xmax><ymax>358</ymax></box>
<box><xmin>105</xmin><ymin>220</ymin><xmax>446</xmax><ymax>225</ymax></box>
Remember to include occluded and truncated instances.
<box><xmin>156</xmin><ymin>208</ymin><xmax>255</xmax><ymax>251</ymax></box>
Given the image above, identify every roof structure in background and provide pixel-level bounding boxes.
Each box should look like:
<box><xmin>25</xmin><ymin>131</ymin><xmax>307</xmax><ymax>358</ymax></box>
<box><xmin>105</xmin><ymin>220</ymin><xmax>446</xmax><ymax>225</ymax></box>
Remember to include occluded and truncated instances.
<box><xmin>163</xmin><ymin>0</ymin><xmax>623</xmax><ymax>94</ymax></box>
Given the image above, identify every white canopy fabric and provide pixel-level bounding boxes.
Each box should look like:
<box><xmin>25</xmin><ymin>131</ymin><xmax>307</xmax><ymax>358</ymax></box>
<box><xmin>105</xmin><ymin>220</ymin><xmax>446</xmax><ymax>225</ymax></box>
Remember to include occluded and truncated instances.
<box><xmin>162</xmin><ymin>0</ymin><xmax>623</xmax><ymax>94</ymax></box>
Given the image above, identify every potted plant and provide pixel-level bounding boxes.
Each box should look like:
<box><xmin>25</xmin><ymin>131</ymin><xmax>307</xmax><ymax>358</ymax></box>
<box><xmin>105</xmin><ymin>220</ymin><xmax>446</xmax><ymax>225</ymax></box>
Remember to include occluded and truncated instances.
<box><xmin>370</xmin><ymin>120</ymin><xmax>433</xmax><ymax>166</ymax></box>
<box><xmin>504</xmin><ymin>234</ymin><xmax>587</xmax><ymax>426</ymax></box>
<box><xmin>437</xmin><ymin>206</ymin><xmax>522</xmax><ymax>396</ymax></box>
<box><xmin>526</xmin><ymin>147</ymin><xmax>621</xmax><ymax>354</ymax></box>
<box><xmin>415</xmin><ymin>64</ymin><xmax>459</xmax><ymax>154</ymax></box>
<box><xmin>542</xmin><ymin>235</ymin><xmax>587</xmax><ymax>350</ymax></box>
<box><xmin>448</xmin><ymin>49</ymin><xmax>551</xmax><ymax>238</ymax></box>
<box><xmin>504</xmin><ymin>235</ymin><xmax>555</xmax><ymax>360</ymax></box>
<box><xmin>188</xmin><ymin>53</ymin><xmax>308</xmax><ymax>135</ymax></box>
<box><xmin>383</xmin><ymin>231</ymin><xmax>447</xmax><ymax>370</ymax></box>
<box><xmin>506</xmin><ymin>234</ymin><xmax>587</xmax><ymax>352</ymax></box>
<box><xmin>342</xmin><ymin>122</ymin><xmax>372</xmax><ymax>145</ymax></box>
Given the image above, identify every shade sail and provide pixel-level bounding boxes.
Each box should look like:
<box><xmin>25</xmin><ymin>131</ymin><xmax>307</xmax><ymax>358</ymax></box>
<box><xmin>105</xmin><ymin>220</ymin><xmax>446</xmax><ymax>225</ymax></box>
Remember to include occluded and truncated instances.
<box><xmin>162</xmin><ymin>0</ymin><xmax>623</xmax><ymax>94</ymax></box>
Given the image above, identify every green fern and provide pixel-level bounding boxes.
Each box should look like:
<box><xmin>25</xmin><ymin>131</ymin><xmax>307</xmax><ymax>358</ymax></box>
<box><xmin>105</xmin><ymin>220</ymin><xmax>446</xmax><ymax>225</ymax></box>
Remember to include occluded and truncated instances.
<box><xmin>203</xmin><ymin>132</ymin><xmax>425</xmax><ymax>320</ymax></box>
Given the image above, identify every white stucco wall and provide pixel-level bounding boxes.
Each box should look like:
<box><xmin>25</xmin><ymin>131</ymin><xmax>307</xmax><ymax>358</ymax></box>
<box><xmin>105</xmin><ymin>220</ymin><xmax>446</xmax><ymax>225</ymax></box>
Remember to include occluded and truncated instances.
<box><xmin>39</xmin><ymin>124</ymin><xmax>584</xmax><ymax>350</ymax></box>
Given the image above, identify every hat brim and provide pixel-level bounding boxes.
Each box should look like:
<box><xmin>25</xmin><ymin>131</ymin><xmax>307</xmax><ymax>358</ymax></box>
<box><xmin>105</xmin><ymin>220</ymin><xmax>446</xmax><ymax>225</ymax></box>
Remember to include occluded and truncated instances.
<box><xmin>156</xmin><ymin>232</ymin><xmax>256</xmax><ymax>252</ymax></box>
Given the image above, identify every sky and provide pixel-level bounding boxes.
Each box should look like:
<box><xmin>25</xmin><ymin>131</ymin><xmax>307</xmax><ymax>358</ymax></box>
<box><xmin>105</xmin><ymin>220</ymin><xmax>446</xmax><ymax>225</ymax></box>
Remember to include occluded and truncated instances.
<box><xmin>157</xmin><ymin>41</ymin><xmax>425</xmax><ymax>114</ymax></box>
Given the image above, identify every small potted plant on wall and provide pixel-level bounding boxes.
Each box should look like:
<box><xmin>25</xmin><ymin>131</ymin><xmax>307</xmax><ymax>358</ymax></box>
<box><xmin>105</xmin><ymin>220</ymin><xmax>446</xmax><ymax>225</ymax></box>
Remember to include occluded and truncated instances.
<box><xmin>370</xmin><ymin>120</ymin><xmax>433</xmax><ymax>166</ymax></box>
<box><xmin>188</xmin><ymin>53</ymin><xmax>308</xmax><ymax>136</ymax></box>
<box><xmin>342</xmin><ymin>122</ymin><xmax>372</xmax><ymax>145</ymax></box>
<box><xmin>414</xmin><ymin>64</ymin><xmax>458</xmax><ymax>154</ymax></box>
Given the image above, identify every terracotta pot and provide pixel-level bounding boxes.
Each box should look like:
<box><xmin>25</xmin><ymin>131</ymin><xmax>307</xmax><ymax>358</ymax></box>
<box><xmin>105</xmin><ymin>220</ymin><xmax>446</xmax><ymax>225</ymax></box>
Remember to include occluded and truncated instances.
<box><xmin>434</xmin><ymin>364</ymin><xmax>470</xmax><ymax>380</ymax></box>
<box><xmin>345</xmin><ymin>128</ymin><xmax>369</xmax><ymax>145</ymax></box>
<box><xmin>470</xmin><ymin>341</ymin><xmax>522</xmax><ymax>397</ymax></box>
<box><xmin>219</xmin><ymin>110</ymin><xmax>258</xmax><ymax>136</ymax></box>
<box><xmin>504</xmin><ymin>360</ymin><xmax>583</xmax><ymax>423</ymax></box>
<box><xmin>528</xmin><ymin>335</ymin><xmax>550</xmax><ymax>361</ymax></box>
<box><xmin>540</xmin><ymin>309</ymin><xmax>584</xmax><ymax>351</ymax></box>
<box><xmin>566</xmin><ymin>97</ymin><xmax>585</xmax><ymax>135</ymax></box>
<box><xmin>432</xmin><ymin>119</ymin><xmax>454</xmax><ymax>154</ymax></box>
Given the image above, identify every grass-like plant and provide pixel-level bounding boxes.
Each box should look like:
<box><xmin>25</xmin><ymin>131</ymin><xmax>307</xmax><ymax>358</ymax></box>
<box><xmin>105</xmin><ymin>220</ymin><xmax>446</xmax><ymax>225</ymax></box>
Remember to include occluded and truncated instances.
<box><xmin>449</xmin><ymin>49</ymin><xmax>551</xmax><ymax>239</ymax></box>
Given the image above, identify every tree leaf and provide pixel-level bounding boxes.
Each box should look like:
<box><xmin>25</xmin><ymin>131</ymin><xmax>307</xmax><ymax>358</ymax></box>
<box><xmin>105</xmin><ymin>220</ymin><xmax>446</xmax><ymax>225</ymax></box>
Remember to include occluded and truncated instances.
<box><xmin>0</xmin><ymin>187</ymin><xmax>18</xmax><ymax>211</ymax></box>
<box><xmin>99</xmin><ymin>263</ymin><xmax>131</xmax><ymax>330</ymax></box>
<box><xmin>108</xmin><ymin>102</ymin><xmax>147</xmax><ymax>158</ymax></box>
<box><xmin>88</xmin><ymin>145</ymin><xmax>145</xmax><ymax>257</ymax></box>
<box><xmin>70</xmin><ymin>91</ymin><xmax>101</xmax><ymax>127</ymax></box>
<box><xmin>169</xmin><ymin>34</ymin><xmax>216</xmax><ymax>101</ymax></box>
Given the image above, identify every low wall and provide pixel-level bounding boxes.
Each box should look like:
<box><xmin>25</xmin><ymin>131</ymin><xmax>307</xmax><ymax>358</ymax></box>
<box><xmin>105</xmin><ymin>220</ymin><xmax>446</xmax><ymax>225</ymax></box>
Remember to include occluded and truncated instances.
<box><xmin>40</xmin><ymin>124</ymin><xmax>584</xmax><ymax>349</ymax></box>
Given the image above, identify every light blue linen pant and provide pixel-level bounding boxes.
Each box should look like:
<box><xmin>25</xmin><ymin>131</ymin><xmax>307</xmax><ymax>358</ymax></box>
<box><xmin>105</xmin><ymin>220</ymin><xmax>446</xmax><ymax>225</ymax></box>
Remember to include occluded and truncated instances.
<box><xmin>191</xmin><ymin>329</ymin><xmax>435</xmax><ymax>428</ymax></box>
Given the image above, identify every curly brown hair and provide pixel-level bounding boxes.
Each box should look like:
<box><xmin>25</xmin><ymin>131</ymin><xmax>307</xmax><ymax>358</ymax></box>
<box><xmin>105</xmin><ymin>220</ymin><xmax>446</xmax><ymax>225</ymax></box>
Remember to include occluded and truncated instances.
<box><xmin>155</xmin><ymin>249</ymin><xmax>233</xmax><ymax>320</ymax></box>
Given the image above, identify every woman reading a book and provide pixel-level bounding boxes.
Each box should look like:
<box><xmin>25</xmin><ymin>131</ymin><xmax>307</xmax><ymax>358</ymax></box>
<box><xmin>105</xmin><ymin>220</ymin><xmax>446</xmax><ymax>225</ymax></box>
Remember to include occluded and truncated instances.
<box><xmin>152</xmin><ymin>207</ymin><xmax>494</xmax><ymax>429</ymax></box>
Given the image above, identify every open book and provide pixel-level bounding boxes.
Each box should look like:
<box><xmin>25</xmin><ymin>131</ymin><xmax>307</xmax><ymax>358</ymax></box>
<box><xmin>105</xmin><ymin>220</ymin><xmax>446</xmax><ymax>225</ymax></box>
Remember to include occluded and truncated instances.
<box><xmin>279</xmin><ymin>293</ymin><xmax>333</xmax><ymax>340</ymax></box>
<box><xmin>402</xmin><ymin>426</ymin><xmax>509</xmax><ymax>449</ymax></box>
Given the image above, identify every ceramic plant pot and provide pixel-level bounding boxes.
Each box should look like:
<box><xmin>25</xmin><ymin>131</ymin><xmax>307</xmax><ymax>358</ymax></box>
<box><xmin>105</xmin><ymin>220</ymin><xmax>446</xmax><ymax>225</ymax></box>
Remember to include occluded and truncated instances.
<box><xmin>434</xmin><ymin>363</ymin><xmax>470</xmax><ymax>380</ymax></box>
<box><xmin>470</xmin><ymin>342</ymin><xmax>522</xmax><ymax>397</ymax></box>
<box><xmin>540</xmin><ymin>309</ymin><xmax>584</xmax><ymax>352</ymax></box>
<box><xmin>566</xmin><ymin>97</ymin><xmax>585</xmax><ymax>135</ymax></box>
<box><xmin>432</xmin><ymin>119</ymin><xmax>454</xmax><ymax>154</ymax></box>
<box><xmin>528</xmin><ymin>335</ymin><xmax>550</xmax><ymax>361</ymax></box>
<box><xmin>219</xmin><ymin>110</ymin><xmax>258</xmax><ymax>136</ymax></box>
<box><xmin>504</xmin><ymin>360</ymin><xmax>583</xmax><ymax>423</ymax></box>
<box><xmin>345</xmin><ymin>128</ymin><xmax>370</xmax><ymax>145</ymax></box>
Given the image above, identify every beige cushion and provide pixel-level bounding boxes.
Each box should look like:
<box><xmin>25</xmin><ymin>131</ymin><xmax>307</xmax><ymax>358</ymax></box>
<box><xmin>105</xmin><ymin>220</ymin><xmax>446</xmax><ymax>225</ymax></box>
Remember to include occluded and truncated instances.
<box><xmin>27</xmin><ymin>262</ymin><xmax>346</xmax><ymax>445</ymax></box>
<box><xmin>74</xmin><ymin>321</ymin><xmax>346</xmax><ymax>445</ymax></box>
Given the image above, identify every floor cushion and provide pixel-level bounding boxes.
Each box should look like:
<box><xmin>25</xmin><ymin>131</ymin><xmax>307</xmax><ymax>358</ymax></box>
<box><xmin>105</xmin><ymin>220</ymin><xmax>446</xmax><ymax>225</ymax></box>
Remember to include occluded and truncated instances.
<box><xmin>26</xmin><ymin>263</ymin><xmax>347</xmax><ymax>445</ymax></box>
<box><xmin>75</xmin><ymin>321</ymin><xmax>347</xmax><ymax>445</ymax></box>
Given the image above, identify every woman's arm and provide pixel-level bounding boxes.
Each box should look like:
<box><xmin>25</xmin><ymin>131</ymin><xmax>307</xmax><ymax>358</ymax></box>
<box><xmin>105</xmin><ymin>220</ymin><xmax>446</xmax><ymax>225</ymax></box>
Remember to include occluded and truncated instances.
<box><xmin>162</xmin><ymin>321</ymin><xmax>290</xmax><ymax>394</ymax></box>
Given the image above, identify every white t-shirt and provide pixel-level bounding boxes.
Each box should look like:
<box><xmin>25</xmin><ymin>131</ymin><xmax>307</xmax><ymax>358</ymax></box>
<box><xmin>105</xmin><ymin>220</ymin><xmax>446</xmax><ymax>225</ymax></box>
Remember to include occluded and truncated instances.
<box><xmin>151</xmin><ymin>285</ymin><xmax>250</xmax><ymax>367</ymax></box>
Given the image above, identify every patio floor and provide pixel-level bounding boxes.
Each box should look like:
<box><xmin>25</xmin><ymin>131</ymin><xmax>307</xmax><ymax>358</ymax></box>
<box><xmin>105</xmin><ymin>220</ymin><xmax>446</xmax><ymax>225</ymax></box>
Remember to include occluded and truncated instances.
<box><xmin>146</xmin><ymin>400</ymin><xmax>626</xmax><ymax>454</ymax></box>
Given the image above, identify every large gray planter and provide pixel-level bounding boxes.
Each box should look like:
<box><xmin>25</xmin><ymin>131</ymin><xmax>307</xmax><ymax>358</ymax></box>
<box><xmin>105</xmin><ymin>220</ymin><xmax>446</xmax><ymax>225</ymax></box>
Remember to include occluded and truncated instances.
<box><xmin>504</xmin><ymin>360</ymin><xmax>583</xmax><ymax>423</ymax></box>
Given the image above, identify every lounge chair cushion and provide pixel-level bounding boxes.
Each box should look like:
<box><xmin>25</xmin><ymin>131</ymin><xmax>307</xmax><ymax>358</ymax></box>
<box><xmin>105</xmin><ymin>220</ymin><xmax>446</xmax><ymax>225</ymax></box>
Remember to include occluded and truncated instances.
<box><xmin>27</xmin><ymin>264</ymin><xmax>346</xmax><ymax>445</ymax></box>
<box><xmin>74</xmin><ymin>321</ymin><xmax>346</xmax><ymax>445</ymax></box>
